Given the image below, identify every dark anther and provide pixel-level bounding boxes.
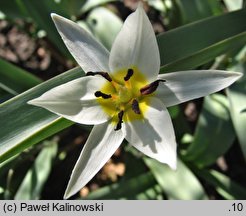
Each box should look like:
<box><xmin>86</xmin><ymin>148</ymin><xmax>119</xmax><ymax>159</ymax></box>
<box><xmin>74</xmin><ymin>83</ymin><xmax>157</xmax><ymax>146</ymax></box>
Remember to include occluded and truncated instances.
<box><xmin>124</xmin><ymin>68</ymin><xmax>134</xmax><ymax>81</ymax></box>
<box><xmin>140</xmin><ymin>79</ymin><xmax>166</xmax><ymax>95</ymax></box>
<box><xmin>86</xmin><ymin>71</ymin><xmax>112</xmax><ymax>82</ymax></box>
<box><xmin>115</xmin><ymin>110</ymin><xmax>124</xmax><ymax>131</ymax></box>
<box><xmin>94</xmin><ymin>91</ymin><xmax>111</xmax><ymax>99</ymax></box>
<box><xmin>132</xmin><ymin>99</ymin><xmax>141</xmax><ymax>114</ymax></box>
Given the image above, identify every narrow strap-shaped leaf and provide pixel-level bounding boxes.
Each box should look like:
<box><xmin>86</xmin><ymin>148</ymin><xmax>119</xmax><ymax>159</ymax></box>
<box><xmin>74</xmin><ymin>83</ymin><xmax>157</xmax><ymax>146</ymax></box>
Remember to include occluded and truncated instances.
<box><xmin>184</xmin><ymin>94</ymin><xmax>235</xmax><ymax>167</ymax></box>
<box><xmin>144</xmin><ymin>158</ymin><xmax>208</xmax><ymax>199</ymax></box>
<box><xmin>193</xmin><ymin>167</ymin><xmax>246</xmax><ymax>199</ymax></box>
<box><xmin>85</xmin><ymin>172</ymin><xmax>161</xmax><ymax>200</ymax></box>
<box><xmin>0</xmin><ymin>58</ymin><xmax>41</xmax><ymax>95</ymax></box>
<box><xmin>0</xmin><ymin>67</ymin><xmax>82</xmax><ymax>163</ymax></box>
<box><xmin>160</xmin><ymin>32</ymin><xmax>246</xmax><ymax>73</ymax></box>
<box><xmin>157</xmin><ymin>8</ymin><xmax>246</xmax><ymax>67</ymax></box>
<box><xmin>227</xmin><ymin>51</ymin><xmax>246</xmax><ymax>160</ymax></box>
<box><xmin>14</xmin><ymin>141</ymin><xmax>57</xmax><ymax>199</ymax></box>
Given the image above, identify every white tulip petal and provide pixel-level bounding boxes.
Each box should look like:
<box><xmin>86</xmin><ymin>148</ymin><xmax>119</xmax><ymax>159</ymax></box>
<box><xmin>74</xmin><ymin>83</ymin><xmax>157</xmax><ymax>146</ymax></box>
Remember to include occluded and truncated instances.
<box><xmin>28</xmin><ymin>76</ymin><xmax>110</xmax><ymax>124</ymax></box>
<box><xmin>124</xmin><ymin>97</ymin><xmax>177</xmax><ymax>169</ymax></box>
<box><xmin>109</xmin><ymin>4</ymin><xmax>160</xmax><ymax>82</ymax></box>
<box><xmin>64</xmin><ymin>122</ymin><xmax>125</xmax><ymax>199</ymax></box>
<box><xmin>156</xmin><ymin>70</ymin><xmax>242</xmax><ymax>107</ymax></box>
<box><xmin>51</xmin><ymin>13</ymin><xmax>109</xmax><ymax>72</ymax></box>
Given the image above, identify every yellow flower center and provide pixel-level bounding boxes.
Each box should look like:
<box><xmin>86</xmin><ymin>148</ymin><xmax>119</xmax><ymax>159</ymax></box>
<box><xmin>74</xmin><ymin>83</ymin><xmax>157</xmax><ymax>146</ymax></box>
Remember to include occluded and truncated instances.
<box><xmin>88</xmin><ymin>66</ymin><xmax>165</xmax><ymax>130</ymax></box>
<box><xmin>95</xmin><ymin>66</ymin><xmax>151</xmax><ymax>128</ymax></box>
<box><xmin>118</xmin><ymin>85</ymin><xmax>132</xmax><ymax>103</ymax></box>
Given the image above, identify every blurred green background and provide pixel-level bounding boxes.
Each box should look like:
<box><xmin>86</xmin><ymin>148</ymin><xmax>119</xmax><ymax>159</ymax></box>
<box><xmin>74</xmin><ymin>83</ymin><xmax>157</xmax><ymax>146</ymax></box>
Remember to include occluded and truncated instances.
<box><xmin>0</xmin><ymin>0</ymin><xmax>245</xmax><ymax>200</ymax></box>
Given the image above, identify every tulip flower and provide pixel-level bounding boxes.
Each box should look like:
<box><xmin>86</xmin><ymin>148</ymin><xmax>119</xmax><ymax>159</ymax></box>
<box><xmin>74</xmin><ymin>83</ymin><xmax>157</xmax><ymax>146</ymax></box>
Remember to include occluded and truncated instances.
<box><xmin>28</xmin><ymin>4</ymin><xmax>242</xmax><ymax>198</ymax></box>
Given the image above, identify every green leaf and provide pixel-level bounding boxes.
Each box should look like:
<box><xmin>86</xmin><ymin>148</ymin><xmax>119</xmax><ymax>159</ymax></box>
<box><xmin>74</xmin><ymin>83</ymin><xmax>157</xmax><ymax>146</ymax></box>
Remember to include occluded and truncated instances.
<box><xmin>157</xmin><ymin>8</ymin><xmax>246</xmax><ymax>71</ymax></box>
<box><xmin>184</xmin><ymin>94</ymin><xmax>235</xmax><ymax>167</ymax></box>
<box><xmin>227</xmin><ymin>49</ymin><xmax>246</xmax><ymax>159</ymax></box>
<box><xmin>55</xmin><ymin>0</ymin><xmax>86</xmax><ymax>17</ymax></box>
<box><xmin>14</xmin><ymin>140</ymin><xmax>57</xmax><ymax>200</ymax></box>
<box><xmin>123</xmin><ymin>144</ymin><xmax>147</xmax><ymax>180</ymax></box>
<box><xmin>86</xmin><ymin>7</ymin><xmax>122</xmax><ymax>50</ymax></box>
<box><xmin>194</xmin><ymin>167</ymin><xmax>246</xmax><ymax>199</ymax></box>
<box><xmin>85</xmin><ymin>172</ymin><xmax>162</xmax><ymax>200</ymax></box>
<box><xmin>174</xmin><ymin>0</ymin><xmax>222</xmax><ymax>24</ymax></box>
<box><xmin>0</xmin><ymin>58</ymin><xmax>42</xmax><ymax>95</ymax></box>
<box><xmin>0</xmin><ymin>67</ymin><xmax>82</xmax><ymax>163</ymax></box>
<box><xmin>160</xmin><ymin>32</ymin><xmax>246</xmax><ymax>73</ymax></box>
<box><xmin>20</xmin><ymin>0</ymin><xmax>72</xmax><ymax>57</ymax></box>
<box><xmin>144</xmin><ymin>158</ymin><xmax>208</xmax><ymax>200</ymax></box>
<box><xmin>0</xmin><ymin>89</ymin><xmax>12</xmax><ymax>103</ymax></box>
<box><xmin>0</xmin><ymin>153</ymin><xmax>35</xmax><ymax>199</ymax></box>
<box><xmin>0</xmin><ymin>0</ymin><xmax>29</xmax><ymax>19</ymax></box>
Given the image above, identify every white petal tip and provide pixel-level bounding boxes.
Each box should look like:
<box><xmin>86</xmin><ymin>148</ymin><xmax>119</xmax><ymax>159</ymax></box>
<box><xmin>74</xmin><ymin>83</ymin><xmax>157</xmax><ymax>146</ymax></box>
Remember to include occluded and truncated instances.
<box><xmin>63</xmin><ymin>185</ymin><xmax>76</xmax><ymax>200</ymax></box>
<box><xmin>157</xmin><ymin>158</ymin><xmax>177</xmax><ymax>170</ymax></box>
<box><xmin>63</xmin><ymin>184</ymin><xmax>84</xmax><ymax>199</ymax></box>
<box><xmin>164</xmin><ymin>159</ymin><xmax>177</xmax><ymax>170</ymax></box>
<box><xmin>27</xmin><ymin>99</ymin><xmax>40</xmax><ymax>106</ymax></box>
<box><xmin>51</xmin><ymin>13</ymin><xmax>66</xmax><ymax>23</ymax></box>
<box><xmin>226</xmin><ymin>71</ymin><xmax>243</xmax><ymax>84</ymax></box>
<box><xmin>27</xmin><ymin>98</ymin><xmax>47</xmax><ymax>107</ymax></box>
<box><xmin>169</xmin><ymin>163</ymin><xmax>177</xmax><ymax>170</ymax></box>
<box><xmin>27</xmin><ymin>99</ymin><xmax>36</xmax><ymax>105</ymax></box>
<box><xmin>63</xmin><ymin>192</ymin><xmax>71</xmax><ymax>200</ymax></box>
<box><xmin>137</xmin><ymin>1</ymin><xmax>143</xmax><ymax>8</ymax></box>
<box><xmin>159</xmin><ymin>155</ymin><xmax>177</xmax><ymax>170</ymax></box>
<box><xmin>232</xmin><ymin>72</ymin><xmax>243</xmax><ymax>79</ymax></box>
<box><xmin>51</xmin><ymin>13</ymin><xmax>60</xmax><ymax>20</ymax></box>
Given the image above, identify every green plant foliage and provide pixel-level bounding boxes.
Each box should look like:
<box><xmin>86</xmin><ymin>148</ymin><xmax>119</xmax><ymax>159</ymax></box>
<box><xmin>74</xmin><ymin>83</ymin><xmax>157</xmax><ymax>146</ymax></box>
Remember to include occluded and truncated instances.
<box><xmin>173</xmin><ymin>0</ymin><xmax>222</xmax><ymax>24</ymax></box>
<box><xmin>55</xmin><ymin>0</ymin><xmax>87</xmax><ymax>16</ymax></box>
<box><xmin>144</xmin><ymin>158</ymin><xmax>208</xmax><ymax>200</ymax></box>
<box><xmin>184</xmin><ymin>94</ymin><xmax>235</xmax><ymax>167</ymax></box>
<box><xmin>158</xmin><ymin>8</ymin><xmax>246</xmax><ymax>72</ymax></box>
<box><xmin>160</xmin><ymin>32</ymin><xmax>246</xmax><ymax>72</ymax></box>
<box><xmin>0</xmin><ymin>67</ymin><xmax>82</xmax><ymax>163</ymax></box>
<box><xmin>20</xmin><ymin>0</ymin><xmax>72</xmax><ymax>58</ymax></box>
<box><xmin>14</xmin><ymin>141</ymin><xmax>57</xmax><ymax>199</ymax></box>
<box><xmin>0</xmin><ymin>0</ymin><xmax>29</xmax><ymax>19</ymax></box>
<box><xmin>86</xmin><ymin>172</ymin><xmax>162</xmax><ymax>200</ymax></box>
<box><xmin>227</xmin><ymin>48</ymin><xmax>246</xmax><ymax>159</ymax></box>
<box><xmin>194</xmin><ymin>168</ymin><xmax>246</xmax><ymax>199</ymax></box>
<box><xmin>0</xmin><ymin>58</ymin><xmax>41</xmax><ymax>95</ymax></box>
<box><xmin>0</xmin><ymin>89</ymin><xmax>12</xmax><ymax>103</ymax></box>
<box><xmin>85</xmin><ymin>7</ymin><xmax>123</xmax><ymax>50</ymax></box>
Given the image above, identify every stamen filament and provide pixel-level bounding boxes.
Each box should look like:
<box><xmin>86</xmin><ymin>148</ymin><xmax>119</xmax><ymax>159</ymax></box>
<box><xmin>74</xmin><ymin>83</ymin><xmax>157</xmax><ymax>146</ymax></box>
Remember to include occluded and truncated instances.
<box><xmin>95</xmin><ymin>91</ymin><xmax>112</xmax><ymax>99</ymax></box>
<box><xmin>140</xmin><ymin>79</ymin><xmax>166</xmax><ymax>95</ymax></box>
<box><xmin>86</xmin><ymin>71</ymin><xmax>112</xmax><ymax>82</ymax></box>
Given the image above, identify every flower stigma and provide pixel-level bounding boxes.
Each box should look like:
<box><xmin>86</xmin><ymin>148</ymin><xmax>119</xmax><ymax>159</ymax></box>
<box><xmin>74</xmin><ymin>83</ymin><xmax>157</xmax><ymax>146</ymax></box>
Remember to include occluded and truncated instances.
<box><xmin>87</xmin><ymin>66</ymin><xmax>163</xmax><ymax>130</ymax></box>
